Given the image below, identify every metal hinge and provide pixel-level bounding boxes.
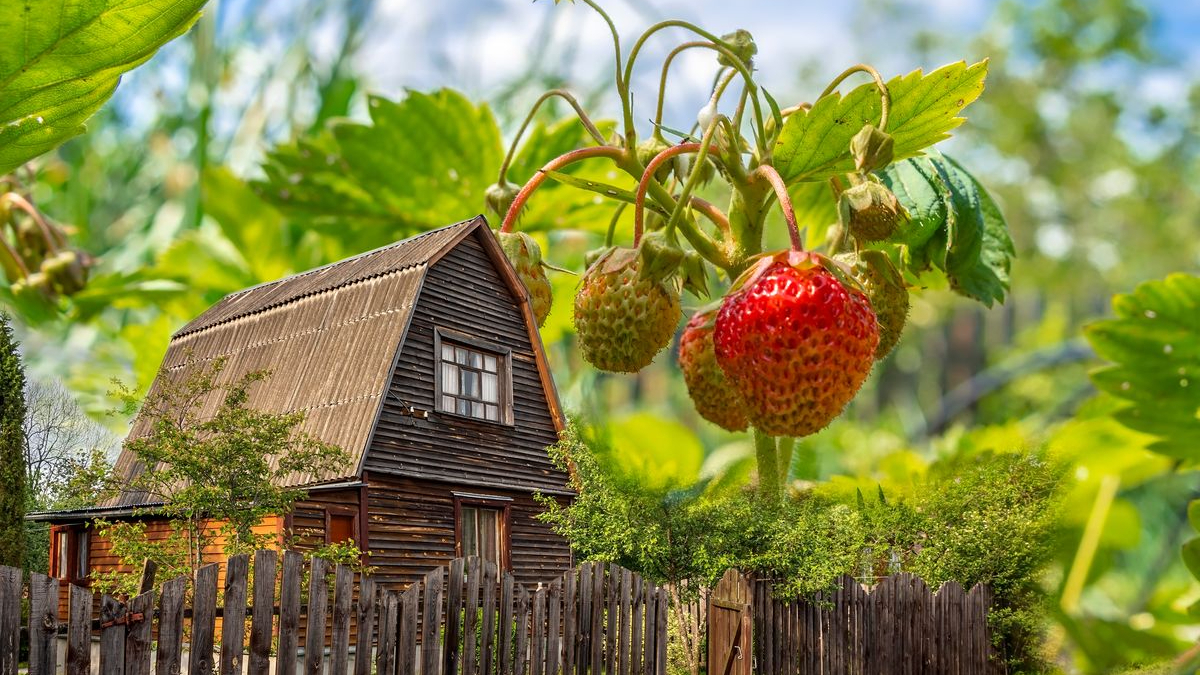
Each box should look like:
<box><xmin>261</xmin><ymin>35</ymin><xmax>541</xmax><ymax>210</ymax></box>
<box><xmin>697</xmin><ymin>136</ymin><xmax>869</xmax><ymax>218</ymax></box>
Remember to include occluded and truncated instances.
<box><xmin>100</xmin><ymin>612</ymin><xmax>144</xmax><ymax>629</ymax></box>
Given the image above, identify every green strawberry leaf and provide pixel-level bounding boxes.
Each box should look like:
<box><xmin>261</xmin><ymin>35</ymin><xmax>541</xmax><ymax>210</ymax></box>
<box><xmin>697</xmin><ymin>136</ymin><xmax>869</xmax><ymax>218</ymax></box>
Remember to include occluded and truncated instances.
<box><xmin>774</xmin><ymin>60</ymin><xmax>987</xmax><ymax>184</ymax></box>
<box><xmin>879</xmin><ymin>151</ymin><xmax>1013</xmax><ymax>306</ymax></box>
<box><xmin>255</xmin><ymin>89</ymin><xmax>613</xmax><ymax>243</ymax></box>
<box><xmin>0</xmin><ymin>0</ymin><xmax>208</xmax><ymax>175</ymax></box>
<box><xmin>1184</xmin><ymin>537</ymin><xmax>1200</xmax><ymax>581</ymax></box>
<box><xmin>1085</xmin><ymin>273</ymin><xmax>1200</xmax><ymax>460</ymax></box>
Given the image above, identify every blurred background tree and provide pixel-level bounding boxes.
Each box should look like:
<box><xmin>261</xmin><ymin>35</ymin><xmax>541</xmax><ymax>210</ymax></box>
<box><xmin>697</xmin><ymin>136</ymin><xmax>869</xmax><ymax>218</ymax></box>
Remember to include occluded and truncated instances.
<box><xmin>2</xmin><ymin>0</ymin><xmax>1197</xmax><ymax>671</ymax></box>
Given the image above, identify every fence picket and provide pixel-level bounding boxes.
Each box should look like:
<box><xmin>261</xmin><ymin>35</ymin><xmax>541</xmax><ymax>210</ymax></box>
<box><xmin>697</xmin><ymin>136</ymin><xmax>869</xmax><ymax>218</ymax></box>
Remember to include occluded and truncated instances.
<box><xmin>249</xmin><ymin>550</ymin><xmax>278</xmax><ymax>675</ymax></box>
<box><xmin>99</xmin><ymin>594</ymin><xmax>126</xmax><ymax>675</ymax></box>
<box><xmin>499</xmin><ymin>572</ymin><xmax>515</xmax><ymax>675</ymax></box>
<box><xmin>618</xmin><ymin>570</ymin><xmax>630</xmax><ymax>675</ymax></box>
<box><xmin>125</xmin><ymin>590</ymin><xmax>156</xmax><ymax>675</ymax></box>
<box><xmin>221</xmin><ymin>554</ymin><xmax>250</xmax><ymax>675</ymax></box>
<box><xmin>445</xmin><ymin>558</ymin><xmax>465</xmax><ymax>675</ymax></box>
<box><xmin>278</xmin><ymin>551</ymin><xmax>304</xmax><ymax>675</ymax></box>
<box><xmin>464</xmin><ymin>557</ymin><xmax>482</xmax><ymax>675</ymax></box>
<box><xmin>513</xmin><ymin>587</ymin><xmax>530</xmax><ymax>675</ymax></box>
<box><xmin>67</xmin><ymin>584</ymin><xmax>92</xmax><ymax>675</ymax></box>
<box><xmin>531</xmin><ymin>586</ymin><xmax>546</xmax><ymax>675</ymax></box>
<box><xmin>422</xmin><ymin>566</ymin><xmax>445</xmax><ymax>675</ymax></box>
<box><xmin>546</xmin><ymin>579</ymin><xmax>562</xmax><ymax>675</ymax></box>
<box><xmin>629</xmin><ymin>575</ymin><xmax>642</xmax><ymax>675</ymax></box>
<box><xmin>331</xmin><ymin>565</ymin><xmax>354</xmax><ymax>675</ymax></box>
<box><xmin>589</xmin><ymin>566</ymin><xmax>604</xmax><ymax>675</ymax></box>
<box><xmin>606</xmin><ymin>564</ymin><xmax>618</xmax><ymax>675</ymax></box>
<box><xmin>576</xmin><ymin>563</ymin><xmax>591</xmax><ymax>675</ymax></box>
<box><xmin>28</xmin><ymin>572</ymin><xmax>57</xmax><ymax>675</ymax></box>
<box><xmin>191</xmin><ymin>563</ymin><xmax>219</xmax><ymax>675</ymax></box>
<box><xmin>375</xmin><ymin>591</ymin><xmax>398</xmax><ymax>675</ymax></box>
<box><xmin>562</xmin><ymin>569</ymin><xmax>576</xmax><ymax>675</ymax></box>
<box><xmin>305</xmin><ymin>557</ymin><xmax>330</xmax><ymax>675</ymax></box>
<box><xmin>481</xmin><ymin>561</ymin><xmax>498</xmax><ymax>675</ymax></box>
<box><xmin>0</xmin><ymin>566</ymin><xmax>19</xmax><ymax>675</ymax></box>
<box><xmin>640</xmin><ymin>581</ymin><xmax>654</xmax><ymax>675</ymax></box>
<box><xmin>355</xmin><ymin>576</ymin><xmax>378</xmax><ymax>675</ymax></box>
<box><xmin>157</xmin><ymin>577</ymin><xmax>187</xmax><ymax>675</ymax></box>
<box><xmin>399</xmin><ymin>584</ymin><xmax>419</xmax><ymax>675</ymax></box>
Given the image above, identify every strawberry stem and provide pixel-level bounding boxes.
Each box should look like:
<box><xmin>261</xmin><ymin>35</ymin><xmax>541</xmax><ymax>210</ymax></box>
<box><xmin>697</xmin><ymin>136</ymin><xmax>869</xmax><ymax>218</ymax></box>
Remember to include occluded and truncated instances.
<box><xmin>496</xmin><ymin>89</ymin><xmax>608</xmax><ymax>185</ymax></box>
<box><xmin>749</xmin><ymin>164</ymin><xmax>803</xmax><ymax>251</ymax></box>
<box><xmin>3</xmin><ymin>192</ymin><xmax>64</xmax><ymax>253</ymax></box>
<box><xmin>818</xmin><ymin>64</ymin><xmax>891</xmax><ymax>132</ymax></box>
<box><xmin>753</xmin><ymin>428</ymin><xmax>781</xmax><ymax>505</ymax></box>
<box><xmin>499</xmin><ymin>146</ymin><xmax>625</xmax><ymax>233</ymax></box>
<box><xmin>634</xmin><ymin>143</ymin><xmax>699</xmax><ymax>245</ymax></box>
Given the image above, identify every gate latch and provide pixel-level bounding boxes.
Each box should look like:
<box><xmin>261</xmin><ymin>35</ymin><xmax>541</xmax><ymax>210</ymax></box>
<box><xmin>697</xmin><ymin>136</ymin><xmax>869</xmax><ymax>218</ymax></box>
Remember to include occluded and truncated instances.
<box><xmin>101</xmin><ymin>612</ymin><xmax>145</xmax><ymax>629</ymax></box>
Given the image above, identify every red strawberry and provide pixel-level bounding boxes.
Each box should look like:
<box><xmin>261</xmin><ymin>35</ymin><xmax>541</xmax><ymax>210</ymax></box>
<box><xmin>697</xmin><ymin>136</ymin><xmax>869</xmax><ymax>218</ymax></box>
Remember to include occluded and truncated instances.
<box><xmin>713</xmin><ymin>251</ymin><xmax>879</xmax><ymax>437</ymax></box>
<box><xmin>679</xmin><ymin>308</ymin><xmax>748</xmax><ymax>432</ymax></box>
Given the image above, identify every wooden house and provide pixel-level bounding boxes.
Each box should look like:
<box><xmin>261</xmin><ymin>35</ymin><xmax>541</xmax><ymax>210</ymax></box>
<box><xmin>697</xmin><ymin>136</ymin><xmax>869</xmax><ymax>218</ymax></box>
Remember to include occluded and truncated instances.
<box><xmin>29</xmin><ymin>216</ymin><xmax>574</xmax><ymax>596</ymax></box>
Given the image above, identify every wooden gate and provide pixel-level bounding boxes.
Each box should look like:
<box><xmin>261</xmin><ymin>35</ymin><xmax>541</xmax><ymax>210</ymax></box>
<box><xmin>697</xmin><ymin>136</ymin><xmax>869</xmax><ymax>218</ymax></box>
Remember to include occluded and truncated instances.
<box><xmin>706</xmin><ymin>569</ymin><xmax>752</xmax><ymax>675</ymax></box>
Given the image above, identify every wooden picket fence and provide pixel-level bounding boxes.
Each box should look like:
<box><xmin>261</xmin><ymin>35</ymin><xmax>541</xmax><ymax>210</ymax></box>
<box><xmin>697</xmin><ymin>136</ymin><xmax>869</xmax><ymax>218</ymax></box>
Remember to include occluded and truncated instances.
<box><xmin>0</xmin><ymin>551</ymin><xmax>669</xmax><ymax>675</ymax></box>
<box><xmin>748</xmin><ymin>573</ymin><xmax>1002</xmax><ymax>675</ymax></box>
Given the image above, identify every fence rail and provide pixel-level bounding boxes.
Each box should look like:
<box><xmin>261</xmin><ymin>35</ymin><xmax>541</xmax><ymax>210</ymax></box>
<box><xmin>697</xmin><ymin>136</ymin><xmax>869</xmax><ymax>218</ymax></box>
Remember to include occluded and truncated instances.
<box><xmin>0</xmin><ymin>551</ymin><xmax>669</xmax><ymax>675</ymax></box>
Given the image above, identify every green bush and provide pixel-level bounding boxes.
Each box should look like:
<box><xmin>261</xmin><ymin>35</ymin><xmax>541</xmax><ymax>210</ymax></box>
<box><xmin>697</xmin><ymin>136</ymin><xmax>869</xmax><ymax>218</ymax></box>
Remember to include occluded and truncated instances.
<box><xmin>538</xmin><ymin>422</ymin><xmax>1067</xmax><ymax>674</ymax></box>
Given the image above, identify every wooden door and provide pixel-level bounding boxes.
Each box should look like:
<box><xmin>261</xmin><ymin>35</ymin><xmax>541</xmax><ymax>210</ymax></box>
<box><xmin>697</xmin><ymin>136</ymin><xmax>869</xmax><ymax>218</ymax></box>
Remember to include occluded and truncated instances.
<box><xmin>707</xmin><ymin>569</ymin><xmax>752</xmax><ymax>675</ymax></box>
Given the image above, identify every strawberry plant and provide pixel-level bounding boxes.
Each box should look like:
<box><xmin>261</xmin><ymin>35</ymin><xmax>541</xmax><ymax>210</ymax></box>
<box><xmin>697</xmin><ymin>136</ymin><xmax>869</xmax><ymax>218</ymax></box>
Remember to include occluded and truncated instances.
<box><xmin>475</xmin><ymin>2</ymin><xmax>1014</xmax><ymax>499</ymax></box>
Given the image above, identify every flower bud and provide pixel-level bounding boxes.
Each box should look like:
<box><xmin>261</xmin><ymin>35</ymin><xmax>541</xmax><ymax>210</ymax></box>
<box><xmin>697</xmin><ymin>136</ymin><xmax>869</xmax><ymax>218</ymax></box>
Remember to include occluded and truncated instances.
<box><xmin>717</xmin><ymin>29</ymin><xmax>757</xmax><ymax>69</ymax></box>
<box><xmin>485</xmin><ymin>181</ymin><xmax>520</xmax><ymax>219</ymax></box>
<box><xmin>850</xmin><ymin>124</ymin><xmax>895</xmax><ymax>174</ymax></box>
<box><xmin>637</xmin><ymin>137</ymin><xmax>674</xmax><ymax>182</ymax></box>
<box><xmin>838</xmin><ymin>179</ymin><xmax>908</xmax><ymax>243</ymax></box>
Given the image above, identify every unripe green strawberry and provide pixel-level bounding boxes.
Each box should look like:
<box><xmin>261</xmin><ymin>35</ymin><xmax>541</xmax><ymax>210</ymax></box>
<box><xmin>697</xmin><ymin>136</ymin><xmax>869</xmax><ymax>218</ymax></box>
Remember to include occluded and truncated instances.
<box><xmin>837</xmin><ymin>179</ymin><xmax>907</xmax><ymax>243</ymax></box>
<box><xmin>41</xmin><ymin>249</ymin><xmax>90</xmax><ymax>296</ymax></box>
<box><xmin>835</xmin><ymin>250</ymin><xmax>909</xmax><ymax>360</ymax></box>
<box><xmin>718</xmin><ymin>29</ymin><xmax>757</xmax><ymax>69</ymax></box>
<box><xmin>679</xmin><ymin>307</ymin><xmax>748</xmax><ymax>431</ymax></box>
<box><xmin>485</xmin><ymin>181</ymin><xmax>520</xmax><ymax>219</ymax></box>
<box><xmin>574</xmin><ymin>246</ymin><xmax>681</xmax><ymax>373</ymax></box>
<box><xmin>637</xmin><ymin>136</ymin><xmax>674</xmax><ymax>182</ymax></box>
<box><xmin>496</xmin><ymin>230</ymin><xmax>553</xmax><ymax>327</ymax></box>
<box><xmin>714</xmin><ymin>251</ymin><xmax>879</xmax><ymax>437</ymax></box>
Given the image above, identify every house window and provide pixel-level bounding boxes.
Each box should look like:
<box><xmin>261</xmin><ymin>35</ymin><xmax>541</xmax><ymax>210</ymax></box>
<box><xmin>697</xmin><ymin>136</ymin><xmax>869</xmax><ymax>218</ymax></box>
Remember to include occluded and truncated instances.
<box><xmin>454</xmin><ymin>494</ymin><xmax>511</xmax><ymax>570</ymax></box>
<box><xmin>436</xmin><ymin>331</ymin><xmax>511</xmax><ymax>424</ymax></box>
<box><xmin>325</xmin><ymin>508</ymin><xmax>358</xmax><ymax>545</ymax></box>
<box><xmin>52</xmin><ymin>527</ymin><xmax>89</xmax><ymax>582</ymax></box>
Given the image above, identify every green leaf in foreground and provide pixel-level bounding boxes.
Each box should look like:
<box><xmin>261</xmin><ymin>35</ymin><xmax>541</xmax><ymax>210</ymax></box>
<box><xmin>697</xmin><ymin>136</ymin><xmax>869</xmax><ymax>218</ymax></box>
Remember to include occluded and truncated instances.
<box><xmin>774</xmin><ymin>60</ymin><xmax>987</xmax><ymax>184</ymax></box>
<box><xmin>0</xmin><ymin>0</ymin><xmax>208</xmax><ymax>175</ymax></box>
<box><xmin>255</xmin><ymin>89</ymin><xmax>613</xmax><ymax>244</ymax></box>
<box><xmin>1085</xmin><ymin>273</ymin><xmax>1200</xmax><ymax>461</ymax></box>
<box><xmin>879</xmin><ymin>151</ymin><xmax>1014</xmax><ymax>306</ymax></box>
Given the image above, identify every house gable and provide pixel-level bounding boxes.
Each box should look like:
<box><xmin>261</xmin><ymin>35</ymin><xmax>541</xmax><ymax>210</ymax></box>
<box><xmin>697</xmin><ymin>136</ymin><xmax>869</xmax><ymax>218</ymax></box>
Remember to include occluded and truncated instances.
<box><xmin>362</xmin><ymin>226</ymin><xmax>569</xmax><ymax>494</ymax></box>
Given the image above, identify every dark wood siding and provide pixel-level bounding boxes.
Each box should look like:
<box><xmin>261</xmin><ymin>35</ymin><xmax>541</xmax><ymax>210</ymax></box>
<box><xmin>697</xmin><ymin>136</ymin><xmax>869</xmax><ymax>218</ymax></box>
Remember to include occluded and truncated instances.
<box><xmin>364</xmin><ymin>230</ymin><xmax>568</xmax><ymax>494</ymax></box>
<box><xmin>363</xmin><ymin>474</ymin><xmax>571</xmax><ymax>591</ymax></box>
<box><xmin>287</xmin><ymin>489</ymin><xmax>362</xmax><ymax>551</ymax></box>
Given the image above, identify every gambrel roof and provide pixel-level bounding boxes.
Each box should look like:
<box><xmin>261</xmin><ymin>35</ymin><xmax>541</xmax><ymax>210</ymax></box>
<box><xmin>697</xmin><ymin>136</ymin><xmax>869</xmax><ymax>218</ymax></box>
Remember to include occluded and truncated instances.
<box><xmin>104</xmin><ymin>216</ymin><xmax>563</xmax><ymax>507</ymax></box>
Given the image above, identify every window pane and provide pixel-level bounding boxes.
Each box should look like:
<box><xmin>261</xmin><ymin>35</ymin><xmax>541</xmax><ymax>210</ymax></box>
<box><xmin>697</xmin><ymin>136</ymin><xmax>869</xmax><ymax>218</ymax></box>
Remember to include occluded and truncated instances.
<box><xmin>57</xmin><ymin>532</ymin><xmax>69</xmax><ymax>579</ymax></box>
<box><xmin>457</xmin><ymin>398</ymin><xmax>471</xmax><ymax>416</ymax></box>
<box><xmin>469</xmin><ymin>351</ymin><xmax>482</xmax><ymax>368</ymax></box>
<box><xmin>442</xmin><ymin>363</ymin><xmax>459</xmax><ymax>395</ymax></box>
<box><xmin>456</xmin><ymin>347</ymin><xmax>469</xmax><ymax>365</ymax></box>
<box><xmin>461</xmin><ymin>507</ymin><xmax>478</xmax><ymax>557</ymax></box>
<box><xmin>462</xmin><ymin>370</ymin><xmax>481</xmax><ymax>398</ymax></box>
<box><xmin>485</xmin><ymin>405</ymin><xmax>498</xmax><ymax>422</ymax></box>
<box><xmin>484</xmin><ymin>355</ymin><xmax>498</xmax><ymax>373</ymax></box>
<box><xmin>442</xmin><ymin>345</ymin><xmax>454</xmax><ymax>361</ymax></box>
<box><xmin>442</xmin><ymin>395</ymin><xmax>455</xmax><ymax>411</ymax></box>
<box><xmin>479</xmin><ymin>509</ymin><xmax>499</xmax><ymax>564</ymax></box>
<box><xmin>482</xmin><ymin>373</ymin><xmax>498</xmax><ymax>403</ymax></box>
<box><xmin>76</xmin><ymin>531</ymin><xmax>88</xmax><ymax>578</ymax></box>
<box><xmin>471</xmin><ymin>401</ymin><xmax>485</xmax><ymax>419</ymax></box>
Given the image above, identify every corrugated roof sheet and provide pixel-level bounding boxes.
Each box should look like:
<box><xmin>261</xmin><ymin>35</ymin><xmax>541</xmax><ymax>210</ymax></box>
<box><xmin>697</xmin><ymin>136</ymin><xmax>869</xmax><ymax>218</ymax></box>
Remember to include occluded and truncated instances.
<box><xmin>105</xmin><ymin>217</ymin><xmax>484</xmax><ymax>507</ymax></box>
